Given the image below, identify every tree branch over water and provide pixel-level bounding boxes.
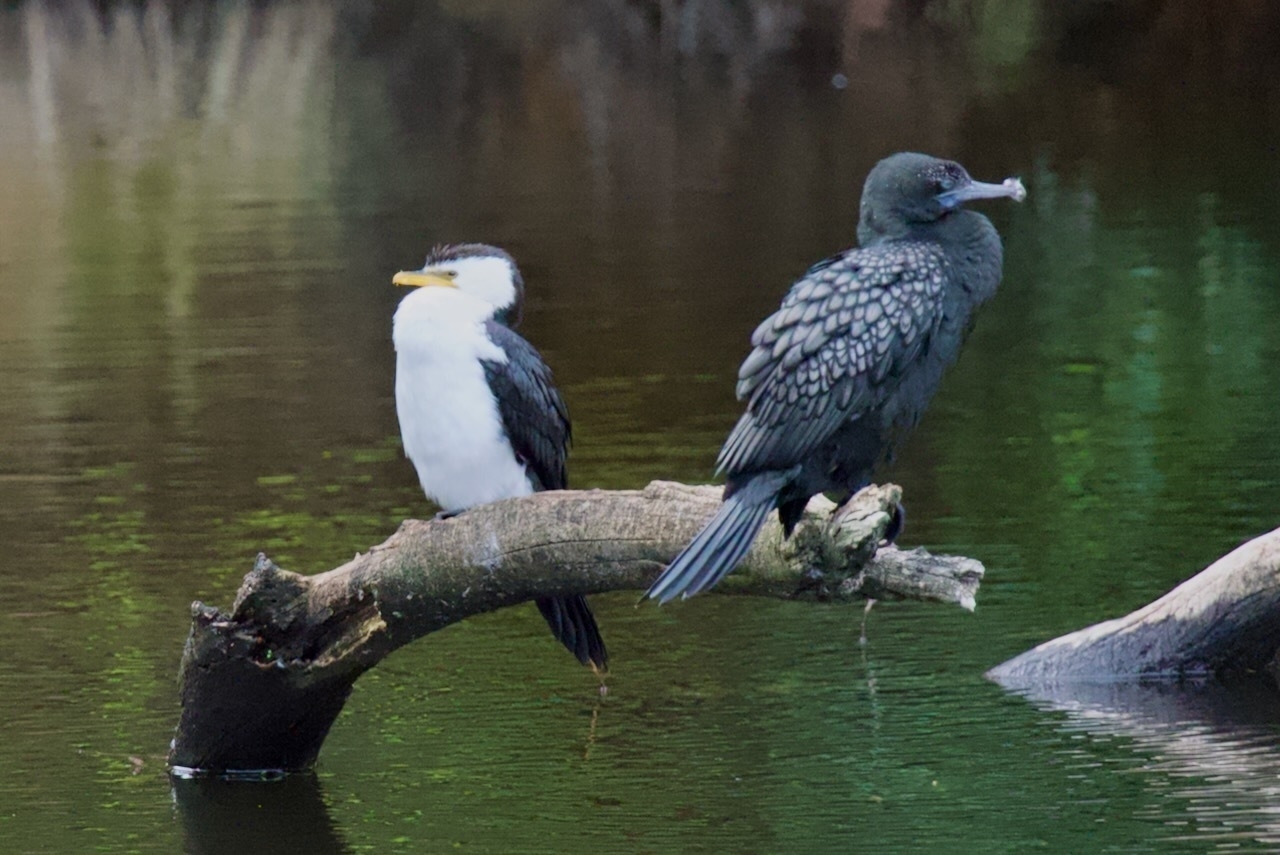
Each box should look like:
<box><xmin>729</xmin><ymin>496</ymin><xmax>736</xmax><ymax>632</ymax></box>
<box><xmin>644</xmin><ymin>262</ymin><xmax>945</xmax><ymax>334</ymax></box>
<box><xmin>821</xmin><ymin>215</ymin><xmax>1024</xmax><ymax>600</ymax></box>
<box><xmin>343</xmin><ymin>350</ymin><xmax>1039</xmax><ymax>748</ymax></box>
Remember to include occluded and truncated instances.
<box><xmin>169</xmin><ymin>482</ymin><xmax>1280</xmax><ymax>777</ymax></box>
<box><xmin>168</xmin><ymin>481</ymin><xmax>983</xmax><ymax>775</ymax></box>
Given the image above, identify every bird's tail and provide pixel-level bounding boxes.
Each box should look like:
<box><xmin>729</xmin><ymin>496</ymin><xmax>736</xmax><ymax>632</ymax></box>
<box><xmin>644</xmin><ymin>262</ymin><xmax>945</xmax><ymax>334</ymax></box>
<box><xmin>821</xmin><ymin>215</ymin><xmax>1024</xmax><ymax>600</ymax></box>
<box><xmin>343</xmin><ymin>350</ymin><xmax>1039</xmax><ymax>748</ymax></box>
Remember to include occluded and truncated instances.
<box><xmin>644</xmin><ymin>471</ymin><xmax>787</xmax><ymax>604</ymax></box>
<box><xmin>536</xmin><ymin>595</ymin><xmax>608</xmax><ymax>671</ymax></box>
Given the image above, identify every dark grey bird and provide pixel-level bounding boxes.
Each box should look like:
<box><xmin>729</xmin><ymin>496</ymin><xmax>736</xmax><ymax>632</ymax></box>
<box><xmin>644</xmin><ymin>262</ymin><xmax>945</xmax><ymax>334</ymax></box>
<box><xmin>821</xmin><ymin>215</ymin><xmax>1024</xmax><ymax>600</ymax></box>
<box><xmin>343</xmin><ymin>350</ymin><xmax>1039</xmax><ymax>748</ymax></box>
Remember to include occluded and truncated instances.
<box><xmin>646</xmin><ymin>152</ymin><xmax>1026</xmax><ymax>603</ymax></box>
<box><xmin>392</xmin><ymin>244</ymin><xmax>607</xmax><ymax>669</ymax></box>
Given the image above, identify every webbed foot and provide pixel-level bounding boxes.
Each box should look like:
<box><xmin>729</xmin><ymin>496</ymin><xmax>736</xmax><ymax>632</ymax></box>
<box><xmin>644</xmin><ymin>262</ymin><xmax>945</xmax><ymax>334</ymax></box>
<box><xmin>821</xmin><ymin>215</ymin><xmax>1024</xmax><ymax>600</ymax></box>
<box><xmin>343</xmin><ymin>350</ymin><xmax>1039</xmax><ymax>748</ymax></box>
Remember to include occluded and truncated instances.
<box><xmin>881</xmin><ymin>501</ymin><xmax>905</xmax><ymax>545</ymax></box>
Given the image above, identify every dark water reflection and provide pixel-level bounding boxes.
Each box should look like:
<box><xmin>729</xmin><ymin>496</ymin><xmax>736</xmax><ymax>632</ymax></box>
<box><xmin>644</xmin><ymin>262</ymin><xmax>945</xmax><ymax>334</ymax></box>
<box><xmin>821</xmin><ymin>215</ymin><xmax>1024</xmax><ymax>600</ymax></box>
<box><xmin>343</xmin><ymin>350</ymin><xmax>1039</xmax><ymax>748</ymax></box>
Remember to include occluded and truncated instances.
<box><xmin>3</xmin><ymin>1</ymin><xmax>1280</xmax><ymax>851</ymax></box>
<box><xmin>174</xmin><ymin>774</ymin><xmax>349</xmax><ymax>855</ymax></box>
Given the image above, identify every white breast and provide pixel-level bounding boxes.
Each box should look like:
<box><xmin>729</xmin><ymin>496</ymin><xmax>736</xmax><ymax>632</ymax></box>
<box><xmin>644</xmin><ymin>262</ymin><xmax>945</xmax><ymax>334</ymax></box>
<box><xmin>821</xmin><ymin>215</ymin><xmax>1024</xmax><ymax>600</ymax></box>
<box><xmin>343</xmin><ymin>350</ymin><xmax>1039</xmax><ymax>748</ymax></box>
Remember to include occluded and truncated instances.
<box><xmin>393</xmin><ymin>288</ymin><xmax>533</xmax><ymax>511</ymax></box>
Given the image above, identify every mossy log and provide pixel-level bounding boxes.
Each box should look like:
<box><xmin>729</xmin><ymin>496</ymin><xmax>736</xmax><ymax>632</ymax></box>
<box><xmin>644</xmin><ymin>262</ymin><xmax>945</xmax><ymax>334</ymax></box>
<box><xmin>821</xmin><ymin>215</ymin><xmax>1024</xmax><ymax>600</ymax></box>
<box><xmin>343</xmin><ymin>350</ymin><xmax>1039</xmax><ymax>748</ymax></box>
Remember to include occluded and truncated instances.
<box><xmin>169</xmin><ymin>481</ymin><xmax>983</xmax><ymax>775</ymax></box>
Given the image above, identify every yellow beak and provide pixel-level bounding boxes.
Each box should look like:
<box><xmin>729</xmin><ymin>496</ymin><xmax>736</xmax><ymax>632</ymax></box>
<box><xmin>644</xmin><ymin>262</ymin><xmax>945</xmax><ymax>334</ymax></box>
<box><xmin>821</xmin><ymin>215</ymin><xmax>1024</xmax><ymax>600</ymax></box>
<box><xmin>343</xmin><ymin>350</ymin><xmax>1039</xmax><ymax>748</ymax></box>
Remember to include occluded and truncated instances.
<box><xmin>392</xmin><ymin>270</ymin><xmax>457</xmax><ymax>288</ymax></box>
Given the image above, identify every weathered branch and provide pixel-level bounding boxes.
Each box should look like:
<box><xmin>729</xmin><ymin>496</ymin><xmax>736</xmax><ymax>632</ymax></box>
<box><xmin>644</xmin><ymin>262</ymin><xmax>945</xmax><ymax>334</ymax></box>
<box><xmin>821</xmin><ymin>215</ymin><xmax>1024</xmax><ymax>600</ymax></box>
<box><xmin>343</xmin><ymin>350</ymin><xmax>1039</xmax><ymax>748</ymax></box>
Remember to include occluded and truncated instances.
<box><xmin>169</xmin><ymin>481</ymin><xmax>983</xmax><ymax>775</ymax></box>
<box><xmin>988</xmin><ymin>526</ymin><xmax>1280</xmax><ymax>689</ymax></box>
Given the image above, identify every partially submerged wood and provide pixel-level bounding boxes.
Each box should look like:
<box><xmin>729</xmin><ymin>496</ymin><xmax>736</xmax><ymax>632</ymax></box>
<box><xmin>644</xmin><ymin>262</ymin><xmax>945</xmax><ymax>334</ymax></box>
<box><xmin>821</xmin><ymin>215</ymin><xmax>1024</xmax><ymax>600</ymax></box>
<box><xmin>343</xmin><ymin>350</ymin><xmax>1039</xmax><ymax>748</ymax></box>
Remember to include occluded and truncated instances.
<box><xmin>988</xmin><ymin>526</ymin><xmax>1280</xmax><ymax>689</ymax></box>
<box><xmin>170</xmin><ymin>481</ymin><xmax>983</xmax><ymax>775</ymax></box>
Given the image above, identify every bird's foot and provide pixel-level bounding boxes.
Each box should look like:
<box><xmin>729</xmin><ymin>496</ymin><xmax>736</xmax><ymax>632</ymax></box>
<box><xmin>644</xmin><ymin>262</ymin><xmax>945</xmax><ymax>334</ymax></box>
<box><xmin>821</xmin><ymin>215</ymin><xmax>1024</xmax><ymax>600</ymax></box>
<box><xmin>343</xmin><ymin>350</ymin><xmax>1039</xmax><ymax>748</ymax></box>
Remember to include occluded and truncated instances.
<box><xmin>434</xmin><ymin>508</ymin><xmax>466</xmax><ymax>521</ymax></box>
<box><xmin>880</xmin><ymin>501</ymin><xmax>905</xmax><ymax>546</ymax></box>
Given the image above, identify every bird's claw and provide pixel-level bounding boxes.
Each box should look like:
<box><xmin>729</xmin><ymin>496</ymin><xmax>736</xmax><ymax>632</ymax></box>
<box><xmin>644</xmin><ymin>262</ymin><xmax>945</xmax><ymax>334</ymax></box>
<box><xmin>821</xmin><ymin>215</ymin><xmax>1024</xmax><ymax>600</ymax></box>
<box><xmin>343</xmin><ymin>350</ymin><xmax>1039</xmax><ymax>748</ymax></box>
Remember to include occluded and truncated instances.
<box><xmin>880</xmin><ymin>501</ymin><xmax>905</xmax><ymax>545</ymax></box>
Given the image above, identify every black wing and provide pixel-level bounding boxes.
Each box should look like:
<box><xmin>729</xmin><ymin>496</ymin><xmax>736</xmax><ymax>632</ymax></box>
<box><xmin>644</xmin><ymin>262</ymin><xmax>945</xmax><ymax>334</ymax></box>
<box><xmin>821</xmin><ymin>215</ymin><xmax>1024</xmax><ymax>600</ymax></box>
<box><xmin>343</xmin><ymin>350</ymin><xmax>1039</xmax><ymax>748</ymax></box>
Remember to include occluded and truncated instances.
<box><xmin>482</xmin><ymin>322</ymin><xmax>606</xmax><ymax>671</ymax></box>
<box><xmin>717</xmin><ymin>243</ymin><xmax>948</xmax><ymax>476</ymax></box>
<box><xmin>481</xmin><ymin>322</ymin><xmax>572</xmax><ymax>491</ymax></box>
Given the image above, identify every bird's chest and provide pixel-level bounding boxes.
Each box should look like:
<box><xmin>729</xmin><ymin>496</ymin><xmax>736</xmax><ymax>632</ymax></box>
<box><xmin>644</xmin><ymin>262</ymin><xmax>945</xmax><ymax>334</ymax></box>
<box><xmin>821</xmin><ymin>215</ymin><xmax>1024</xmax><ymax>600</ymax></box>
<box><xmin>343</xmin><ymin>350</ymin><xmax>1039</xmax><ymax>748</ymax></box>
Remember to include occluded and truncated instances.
<box><xmin>393</xmin><ymin>327</ymin><xmax>533</xmax><ymax>510</ymax></box>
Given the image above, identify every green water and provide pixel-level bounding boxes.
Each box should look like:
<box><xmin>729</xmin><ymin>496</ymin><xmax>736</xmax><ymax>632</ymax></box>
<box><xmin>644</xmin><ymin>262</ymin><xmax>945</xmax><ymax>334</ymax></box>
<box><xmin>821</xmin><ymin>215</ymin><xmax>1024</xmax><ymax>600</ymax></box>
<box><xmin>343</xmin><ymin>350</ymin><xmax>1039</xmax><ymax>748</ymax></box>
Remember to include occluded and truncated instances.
<box><xmin>3</xmin><ymin>1</ymin><xmax>1280</xmax><ymax>851</ymax></box>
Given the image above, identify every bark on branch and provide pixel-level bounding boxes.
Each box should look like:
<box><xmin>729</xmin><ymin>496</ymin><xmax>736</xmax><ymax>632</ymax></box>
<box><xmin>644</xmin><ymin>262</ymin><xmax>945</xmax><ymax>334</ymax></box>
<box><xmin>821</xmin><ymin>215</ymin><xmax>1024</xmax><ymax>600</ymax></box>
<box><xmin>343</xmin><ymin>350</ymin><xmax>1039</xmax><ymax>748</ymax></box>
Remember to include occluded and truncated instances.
<box><xmin>169</xmin><ymin>481</ymin><xmax>983</xmax><ymax>775</ymax></box>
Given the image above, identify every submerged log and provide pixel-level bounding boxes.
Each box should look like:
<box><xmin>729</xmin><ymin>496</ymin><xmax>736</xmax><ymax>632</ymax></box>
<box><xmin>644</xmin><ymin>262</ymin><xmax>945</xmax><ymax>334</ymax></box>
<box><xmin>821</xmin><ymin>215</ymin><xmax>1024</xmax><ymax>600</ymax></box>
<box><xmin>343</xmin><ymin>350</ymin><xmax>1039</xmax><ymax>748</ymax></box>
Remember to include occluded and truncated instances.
<box><xmin>169</xmin><ymin>481</ymin><xmax>983</xmax><ymax>775</ymax></box>
<box><xmin>988</xmin><ymin>526</ymin><xmax>1280</xmax><ymax>689</ymax></box>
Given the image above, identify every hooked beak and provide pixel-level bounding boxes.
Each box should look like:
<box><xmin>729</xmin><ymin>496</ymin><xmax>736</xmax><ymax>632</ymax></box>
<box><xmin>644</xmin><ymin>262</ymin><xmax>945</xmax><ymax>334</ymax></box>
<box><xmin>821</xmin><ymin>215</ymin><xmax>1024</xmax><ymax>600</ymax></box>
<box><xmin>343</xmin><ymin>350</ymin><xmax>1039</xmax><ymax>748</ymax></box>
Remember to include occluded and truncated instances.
<box><xmin>392</xmin><ymin>270</ymin><xmax>457</xmax><ymax>288</ymax></box>
<box><xmin>937</xmin><ymin>177</ymin><xmax>1027</xmax><ymax>210</ymax></box>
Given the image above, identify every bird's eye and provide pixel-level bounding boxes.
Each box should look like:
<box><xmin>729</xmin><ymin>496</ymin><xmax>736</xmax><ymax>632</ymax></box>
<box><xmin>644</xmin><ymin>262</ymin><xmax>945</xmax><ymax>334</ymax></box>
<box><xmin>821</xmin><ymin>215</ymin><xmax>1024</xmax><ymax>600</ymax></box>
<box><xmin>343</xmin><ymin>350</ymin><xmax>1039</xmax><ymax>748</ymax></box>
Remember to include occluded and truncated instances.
<box><xmin>937</xmin><ymin>175</ymin><xmax>956</xmax><ymax>192</ymax></box>
<box><xmin>443</xmin><ymin>270</ymin><xmax>458</xmax><ymax>279</ymax></box>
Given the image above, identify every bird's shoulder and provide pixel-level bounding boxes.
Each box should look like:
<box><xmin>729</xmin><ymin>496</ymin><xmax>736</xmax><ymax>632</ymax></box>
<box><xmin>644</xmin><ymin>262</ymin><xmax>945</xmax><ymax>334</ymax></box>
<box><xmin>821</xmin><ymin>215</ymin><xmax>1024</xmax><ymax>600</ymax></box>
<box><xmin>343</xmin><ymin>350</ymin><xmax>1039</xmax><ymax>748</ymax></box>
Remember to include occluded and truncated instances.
<box><xmin>715</xmin><ymin>242</ymin><xmax>950</xmax><ymax>473</ymax></box>
<box><xmin>480</xmin><ymin>321</ymin><xmax>571</xmax><ymax>489</ymax></box>
<box><xmin>759</xmin><ymin>243</ymin><xmax>947</xmax><ymax>339</ymax></box>
<box><xmin>736</xmin><ymin>242</ymin><xmax>948</xmax><ymax>400</ymax></box>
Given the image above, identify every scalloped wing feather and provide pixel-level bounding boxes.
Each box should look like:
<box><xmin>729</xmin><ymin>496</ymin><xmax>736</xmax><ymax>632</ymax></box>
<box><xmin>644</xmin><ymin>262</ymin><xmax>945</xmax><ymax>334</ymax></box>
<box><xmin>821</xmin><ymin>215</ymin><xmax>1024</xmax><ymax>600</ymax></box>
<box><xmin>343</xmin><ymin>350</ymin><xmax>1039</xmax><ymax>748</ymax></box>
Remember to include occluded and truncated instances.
<box><xmin>718</xmin><ymin>243</ymin><xmax>947</xmax><ymax>475</ymax></box>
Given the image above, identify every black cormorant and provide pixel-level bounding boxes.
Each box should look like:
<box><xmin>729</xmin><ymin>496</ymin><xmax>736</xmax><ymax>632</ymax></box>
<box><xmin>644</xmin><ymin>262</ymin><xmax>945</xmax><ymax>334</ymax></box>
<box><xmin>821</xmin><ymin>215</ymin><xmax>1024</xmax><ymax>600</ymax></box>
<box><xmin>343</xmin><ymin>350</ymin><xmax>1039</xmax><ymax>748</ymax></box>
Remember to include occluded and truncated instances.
<box><xmin>392</xmin><ymin>243</ymin><xmax>607</xmax><ymax>669</ymax></box>
<box><xmin>646</xmin><ymin>152</ymin><xmax>1026</xmax><ymax>603</ymax></box>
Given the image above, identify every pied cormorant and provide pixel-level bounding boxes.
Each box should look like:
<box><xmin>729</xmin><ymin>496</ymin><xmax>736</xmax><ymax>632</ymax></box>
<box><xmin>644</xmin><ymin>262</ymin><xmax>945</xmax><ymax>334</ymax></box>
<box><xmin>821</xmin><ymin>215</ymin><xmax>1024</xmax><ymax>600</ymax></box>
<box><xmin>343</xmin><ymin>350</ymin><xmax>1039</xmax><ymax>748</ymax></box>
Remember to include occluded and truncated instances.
<box><xmin>646</xmin><ymin>152</ymin><xmax>1027</xmax><ymax>603</ymax></box>
<box><xmin>392</xmin><ymin>243</ymin><xmax>607</xmax><ymax>669</ymax></box>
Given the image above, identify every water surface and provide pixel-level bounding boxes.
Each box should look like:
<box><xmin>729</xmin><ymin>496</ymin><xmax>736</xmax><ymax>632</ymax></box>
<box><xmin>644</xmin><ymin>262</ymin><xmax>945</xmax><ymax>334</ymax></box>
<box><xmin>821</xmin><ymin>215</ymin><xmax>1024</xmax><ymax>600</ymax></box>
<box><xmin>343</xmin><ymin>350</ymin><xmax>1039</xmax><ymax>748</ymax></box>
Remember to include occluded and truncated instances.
<box><xmin>3</xmin><ymin>2</ymin><xmax>1280</xmax><ymax>852</ymax></box>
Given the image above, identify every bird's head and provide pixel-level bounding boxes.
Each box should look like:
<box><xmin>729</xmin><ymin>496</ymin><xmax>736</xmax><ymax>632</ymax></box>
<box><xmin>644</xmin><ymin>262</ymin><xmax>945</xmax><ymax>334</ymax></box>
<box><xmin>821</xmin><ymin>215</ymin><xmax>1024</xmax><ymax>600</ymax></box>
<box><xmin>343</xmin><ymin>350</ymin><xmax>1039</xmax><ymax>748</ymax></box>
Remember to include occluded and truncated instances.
<box><xmin>857</xmin><ymin>152</ymin><xmax>1026</xmax><ymax>243</ymax></box>
<box><xmin>392</xmin><ymin>243</ymin><xmax>525</xmax><ymax>327</ymax></box>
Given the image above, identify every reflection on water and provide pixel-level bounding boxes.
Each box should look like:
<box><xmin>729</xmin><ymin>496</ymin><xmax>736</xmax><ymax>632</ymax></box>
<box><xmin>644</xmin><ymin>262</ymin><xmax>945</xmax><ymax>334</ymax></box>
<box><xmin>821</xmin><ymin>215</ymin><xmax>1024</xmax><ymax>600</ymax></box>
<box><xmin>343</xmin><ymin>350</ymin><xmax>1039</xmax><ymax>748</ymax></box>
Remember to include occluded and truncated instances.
<box><xmin>174</xmin><ymin>774</ymin><xmax>349</xmax><ymax>855</ymax></box>
<box><xmin>1012</xmin><ymin>679</ymin><xmax>1280</xmax><ymax>848</ymax></box>
<box><xmin>3</xmin><ymin>1</ymin><xmax>1280</xmax><ymax>852</ymax></box>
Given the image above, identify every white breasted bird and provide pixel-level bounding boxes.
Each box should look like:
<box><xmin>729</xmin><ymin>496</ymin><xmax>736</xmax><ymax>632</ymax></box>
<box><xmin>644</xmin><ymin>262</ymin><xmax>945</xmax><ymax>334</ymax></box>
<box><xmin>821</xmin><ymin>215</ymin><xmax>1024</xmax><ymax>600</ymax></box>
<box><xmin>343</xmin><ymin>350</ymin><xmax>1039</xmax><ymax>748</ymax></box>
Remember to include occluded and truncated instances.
<box><xmin>392</xmin><ymin>243</ymin><xmax>606</xmax><ymax>670</ymax></box>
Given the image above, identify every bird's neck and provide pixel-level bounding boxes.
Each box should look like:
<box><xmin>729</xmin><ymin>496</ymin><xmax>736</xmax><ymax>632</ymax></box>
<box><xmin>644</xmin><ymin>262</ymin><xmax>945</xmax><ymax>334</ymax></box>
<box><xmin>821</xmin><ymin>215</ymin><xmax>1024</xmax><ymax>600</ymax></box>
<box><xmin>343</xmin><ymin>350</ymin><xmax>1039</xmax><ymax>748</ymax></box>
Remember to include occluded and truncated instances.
<box><xmin>935</xmin><ymin>210</ymin><xmax>1004</xmax><ymax>305</ymax></box>
<box><xmin>393</xmin><ymin>287</ymin><xmax>496</xmax><ymax>340</ymax></box>
<box><xmin>863</xmin><ymin>210</ymin><xmax>1004</xmax><ymax>304</ymax></box>
<box><xmin>492</xmin><ymin>302</ymin><xmax>522</xmax><ymax>329</ymax></box>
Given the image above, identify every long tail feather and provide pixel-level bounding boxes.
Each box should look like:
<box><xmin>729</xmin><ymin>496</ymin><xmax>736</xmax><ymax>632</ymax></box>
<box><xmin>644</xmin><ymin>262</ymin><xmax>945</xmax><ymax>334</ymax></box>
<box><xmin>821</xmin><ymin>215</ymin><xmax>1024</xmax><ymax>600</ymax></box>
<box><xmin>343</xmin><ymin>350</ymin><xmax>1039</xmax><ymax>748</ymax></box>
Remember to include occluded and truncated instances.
<box><xmin>535</xmin><ymin>595</ymin><xmax>608</xmax><ymax>670</ymax></box>
<box><xmin>645</xmin><ymin>473</ymin><xmax>786</xmax><ymax>604</ymax></box>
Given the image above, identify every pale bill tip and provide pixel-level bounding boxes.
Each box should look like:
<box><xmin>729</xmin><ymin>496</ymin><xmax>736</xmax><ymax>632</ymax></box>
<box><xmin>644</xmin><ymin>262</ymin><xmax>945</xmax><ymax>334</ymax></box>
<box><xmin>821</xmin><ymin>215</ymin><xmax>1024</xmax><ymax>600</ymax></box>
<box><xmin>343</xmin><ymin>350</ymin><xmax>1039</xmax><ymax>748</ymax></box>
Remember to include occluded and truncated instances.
<box><xmin>1003</xmin><ymin>177</ymin><xmax>1027</xmax><ymax>203</ymax></box>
